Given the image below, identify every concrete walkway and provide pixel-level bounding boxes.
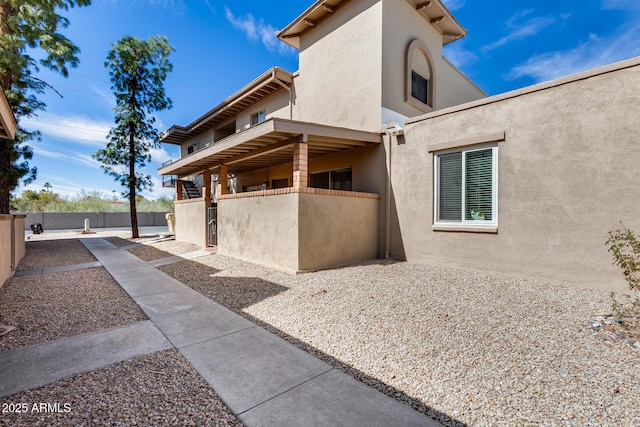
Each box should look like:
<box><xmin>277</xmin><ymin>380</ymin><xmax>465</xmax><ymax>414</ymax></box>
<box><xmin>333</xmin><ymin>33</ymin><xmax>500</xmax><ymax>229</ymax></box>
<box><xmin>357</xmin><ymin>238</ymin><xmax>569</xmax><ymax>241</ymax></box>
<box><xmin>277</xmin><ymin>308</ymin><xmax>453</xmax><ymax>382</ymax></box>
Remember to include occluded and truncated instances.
<box><xmin>80</xmin><ymin>238</ymin><xmax>440</xmax><ymax>426</ymax></box>
<box><xmin>0</xmin><ymin>321</ymin><xmax>171</xmax><ymax>398</ymax></box>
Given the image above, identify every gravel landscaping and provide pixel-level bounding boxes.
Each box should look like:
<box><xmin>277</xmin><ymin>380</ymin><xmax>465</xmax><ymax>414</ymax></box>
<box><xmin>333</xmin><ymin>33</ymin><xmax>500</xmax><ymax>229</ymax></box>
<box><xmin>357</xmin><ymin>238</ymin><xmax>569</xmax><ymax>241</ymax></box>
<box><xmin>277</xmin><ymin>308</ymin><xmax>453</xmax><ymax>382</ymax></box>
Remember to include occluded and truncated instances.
<box><xmin>0</xmin><ymin>350</ymin><xmax>242</xmax><ymax>427</ymax></box>
<box><xmin>128</xmin><ymin>239</ymin><xmax>201</xmax><ymax>261</ymax></box>
<box><xmin>17</xmin><ymin>238</ymin><xmax>96</xmax><ymax>271</ymax></box>
<box><xmin>159</xmin><ymin>251</ymin><xmax>640</xmax><ymax>427</ymax></box>
<box><xmin>0</xmin><ymin>267</ymin><xmax>147</xmax><ymax>351</ymax></box>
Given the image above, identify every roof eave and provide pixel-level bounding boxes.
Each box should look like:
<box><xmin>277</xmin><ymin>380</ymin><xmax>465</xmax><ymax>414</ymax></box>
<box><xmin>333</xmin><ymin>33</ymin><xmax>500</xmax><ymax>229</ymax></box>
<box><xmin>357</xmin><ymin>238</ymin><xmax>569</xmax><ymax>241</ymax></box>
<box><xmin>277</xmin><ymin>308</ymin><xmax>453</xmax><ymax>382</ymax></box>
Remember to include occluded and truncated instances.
<box><xmin>0</xmin><ymin>91</ymin><xmax>17</xmax><ymax>140</ymax></box>
<box><xmin>159</xmin><ymin>67</ymin><xmax>294</xmax><ymax>145</ymax></box>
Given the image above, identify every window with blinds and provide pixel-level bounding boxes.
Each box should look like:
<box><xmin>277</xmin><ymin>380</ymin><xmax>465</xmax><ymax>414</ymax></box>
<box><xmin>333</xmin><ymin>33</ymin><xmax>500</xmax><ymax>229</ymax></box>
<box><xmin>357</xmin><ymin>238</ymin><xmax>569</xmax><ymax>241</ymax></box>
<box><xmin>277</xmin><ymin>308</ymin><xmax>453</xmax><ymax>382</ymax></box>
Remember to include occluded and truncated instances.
<box><xmin>435</xmin><ymin>146</ymin><xmax>497</xmax><ymax>225</ymax></box>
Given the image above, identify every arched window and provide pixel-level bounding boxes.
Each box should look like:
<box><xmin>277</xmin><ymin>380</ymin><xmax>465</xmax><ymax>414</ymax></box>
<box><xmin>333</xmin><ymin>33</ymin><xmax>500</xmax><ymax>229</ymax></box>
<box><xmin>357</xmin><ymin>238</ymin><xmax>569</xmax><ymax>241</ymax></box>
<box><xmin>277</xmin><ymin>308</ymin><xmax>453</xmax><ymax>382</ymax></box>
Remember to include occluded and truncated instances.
<box><xmin>406</xmin><ymin>39</ymin><xmax>434</xmax><ymax>112</ymax></box>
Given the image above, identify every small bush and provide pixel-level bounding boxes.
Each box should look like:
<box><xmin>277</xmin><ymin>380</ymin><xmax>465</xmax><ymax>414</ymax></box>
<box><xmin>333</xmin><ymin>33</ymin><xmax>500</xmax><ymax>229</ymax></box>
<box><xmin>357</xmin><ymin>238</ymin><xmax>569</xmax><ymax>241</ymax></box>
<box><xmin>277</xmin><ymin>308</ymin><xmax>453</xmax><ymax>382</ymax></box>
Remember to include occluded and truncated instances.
<box><xmin>606</xmin><ymin>223</ymin><xmax>640</xmax><ymax>292</ymax></box>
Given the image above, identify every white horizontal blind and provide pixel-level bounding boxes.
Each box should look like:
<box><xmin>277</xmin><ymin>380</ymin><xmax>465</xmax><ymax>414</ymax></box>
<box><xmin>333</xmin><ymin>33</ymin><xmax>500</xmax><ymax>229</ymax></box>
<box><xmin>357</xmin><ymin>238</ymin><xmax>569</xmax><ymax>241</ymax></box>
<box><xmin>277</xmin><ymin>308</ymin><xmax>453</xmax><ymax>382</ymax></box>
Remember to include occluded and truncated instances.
<box><xmin>464</xmin><ymin>149</ymin><xmax>493</xmax><ymax>221</ymax></box>
<box><xmin>438</xmin><ymin>152</ymin><xmax>462</xmax><ymax>220</ymax></box>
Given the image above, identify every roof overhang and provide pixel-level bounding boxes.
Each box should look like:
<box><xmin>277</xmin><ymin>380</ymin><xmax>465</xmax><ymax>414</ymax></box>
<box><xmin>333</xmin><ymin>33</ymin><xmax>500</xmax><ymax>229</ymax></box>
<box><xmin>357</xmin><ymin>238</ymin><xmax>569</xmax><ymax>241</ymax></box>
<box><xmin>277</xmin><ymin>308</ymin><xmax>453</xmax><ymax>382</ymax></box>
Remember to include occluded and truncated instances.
<box><xmin>407</xmin><ymin>0</ymin><xmax>467</xmax><ymax>44</ymax></box>
<box><xmin>0</xmin><ymin>90</ymin><xmax>17</xmax><ymax>140</ymax></box>
<box><xmin>160</xmin><ymin>67</ymin><xmax>294</xmax><ymax>145</ymax></box>
<box><xmin>277</xmin><ymin>0</ymin><xmax>466</xmax><ymax>49</ymax></box>
<box><xmin>158</xmin><ymin>118</ymin><xmax>382</xmax><ymax>177</ymax></box>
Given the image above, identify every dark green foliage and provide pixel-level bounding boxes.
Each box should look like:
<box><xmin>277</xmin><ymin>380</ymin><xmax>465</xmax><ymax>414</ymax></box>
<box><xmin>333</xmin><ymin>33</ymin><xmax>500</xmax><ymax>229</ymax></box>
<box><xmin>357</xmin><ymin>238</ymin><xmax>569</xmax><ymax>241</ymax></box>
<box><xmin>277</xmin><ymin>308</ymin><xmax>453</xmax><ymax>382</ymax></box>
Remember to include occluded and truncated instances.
<box><xmin>94</xmin><ymin>35</ymin><xmax>173</xmax><ymax>237</ymax></box>
<box><xmin>0</xmin><ymin>0</ymin><xmax>90</xmax><ymax>213</ymax></box>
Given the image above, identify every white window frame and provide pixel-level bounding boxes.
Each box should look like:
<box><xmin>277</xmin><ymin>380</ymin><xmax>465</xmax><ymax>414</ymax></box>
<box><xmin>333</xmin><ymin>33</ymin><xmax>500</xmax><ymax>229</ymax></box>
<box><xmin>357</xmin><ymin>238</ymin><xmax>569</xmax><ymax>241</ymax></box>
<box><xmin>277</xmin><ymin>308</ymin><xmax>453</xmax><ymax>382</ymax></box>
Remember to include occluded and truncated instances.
<box><xmin>250</xmin><ymin>108</ymin><xmax>267</xmax><ymax>126</ymax></box>
<box><xmin>433</xmin><ymin>144</ymin><xmax>498</xmax><ymax>232</ymax></box>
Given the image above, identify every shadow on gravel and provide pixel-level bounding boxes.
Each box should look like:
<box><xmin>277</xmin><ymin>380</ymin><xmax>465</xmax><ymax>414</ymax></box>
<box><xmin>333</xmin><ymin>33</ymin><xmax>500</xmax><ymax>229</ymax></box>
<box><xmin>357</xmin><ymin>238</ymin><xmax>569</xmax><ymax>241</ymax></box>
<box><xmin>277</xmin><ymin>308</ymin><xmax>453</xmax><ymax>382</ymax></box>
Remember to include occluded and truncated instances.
<box><xmin>159</xmin><ymin>260</ymin><xmax>288</xmax><ymax>311</ymax></box>
<box><xmin>159</xmin><ymin>259</ymin><xmax>469</xmax><ymax>427</ymax></box>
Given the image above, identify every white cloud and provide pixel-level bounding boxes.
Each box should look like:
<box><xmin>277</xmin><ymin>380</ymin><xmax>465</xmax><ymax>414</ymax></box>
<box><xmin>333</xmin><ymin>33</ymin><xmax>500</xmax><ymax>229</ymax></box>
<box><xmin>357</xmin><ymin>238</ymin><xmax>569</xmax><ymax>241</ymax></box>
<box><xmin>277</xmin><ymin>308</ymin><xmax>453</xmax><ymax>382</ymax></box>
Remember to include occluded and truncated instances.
<box><xmin>21</xmin><ymin>114</ymin><xmax>112</xmax><ymax>146</ymax></box>
<box><xmin>602</xmin><ymin>0</ymin><xmax>640</xmax><ymax>10</ymax></box>
<box><xmin>32</xmin><ymin>146</ymin><xmax>104</xmax><ymax>170</ymax></box>
<box><xmin>148</xmin><ymin>146</ymin><xmax>173</xmax><ymax>164</ymax></box>
<box><xmin>507</xmin><ymin>25</ymin><xmax>640</xmax><ymax>82</ymax></box>
<box><xmin>442</xmin><ymin>0</ymin><xmax>465</xmax><ymax>11</ymax></box>
<box><xmin>481</xmin><ymin>14</ymin><xmax>556</xmax><ymax>52</ymax></box>
<box><xmin>224</xmin><ymin>7</ymin><xmax>296</xmax><ymax>56</ymax></box>
<box><xmin>443</xmin><ymin>43</ymin><xmax>478</xmax><ymax>68</ymax></box>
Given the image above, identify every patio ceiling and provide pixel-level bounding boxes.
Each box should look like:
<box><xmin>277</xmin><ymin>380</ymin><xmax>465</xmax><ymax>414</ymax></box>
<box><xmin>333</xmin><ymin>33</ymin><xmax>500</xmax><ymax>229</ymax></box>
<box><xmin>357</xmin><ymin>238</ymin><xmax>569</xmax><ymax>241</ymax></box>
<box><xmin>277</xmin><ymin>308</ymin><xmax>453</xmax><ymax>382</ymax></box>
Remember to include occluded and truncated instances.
<box><xmin>158</xmin><ymin>118</ymin><xmax>382</xmax><ymax>177</ymax></box>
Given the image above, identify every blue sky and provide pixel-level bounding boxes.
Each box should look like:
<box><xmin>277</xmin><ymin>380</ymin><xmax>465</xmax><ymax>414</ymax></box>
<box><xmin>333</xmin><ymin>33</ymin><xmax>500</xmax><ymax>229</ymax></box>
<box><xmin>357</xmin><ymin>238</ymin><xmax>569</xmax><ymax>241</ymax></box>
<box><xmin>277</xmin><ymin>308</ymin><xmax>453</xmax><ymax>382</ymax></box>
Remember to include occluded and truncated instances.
<box><xmin>15</xmin><ymin>0</ymin><xmax>640</xmax><ymax>201</ymax></box>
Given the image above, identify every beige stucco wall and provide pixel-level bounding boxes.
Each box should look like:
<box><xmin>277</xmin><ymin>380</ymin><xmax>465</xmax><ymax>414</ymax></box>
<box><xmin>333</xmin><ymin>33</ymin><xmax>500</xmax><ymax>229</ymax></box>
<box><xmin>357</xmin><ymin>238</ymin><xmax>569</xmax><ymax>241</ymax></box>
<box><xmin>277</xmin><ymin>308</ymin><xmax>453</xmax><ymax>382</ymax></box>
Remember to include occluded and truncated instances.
<box><xmin>217</xmin><ymin>191</ymin><xmax>379</xmax><ymax>272</ymax></box>
<box><xmin>11</xmin><ymin>215</ymin><xmax>25</xmax><ymax>269</ymax></box>
<box><xmin>175</xmin><ymin>199</ymin><xmax>209</xmax><ymax>248</ymax></box>
<box><xmin>298</xmin><ymin>192</ymin><xmax>379</xmax><ymax>271</ymax></box>
<box><xmin>217</xmin><ymin>193</ymin><xmax>300</xmax><ymax>271</ymax></box>
<box><xmin>236</xmin><ymin>90</ymin><xmax>291</xmax><ymax>131</ymax></box>
<box><xmin>0</xmin><ymin>215</ymin><xmax>12</xmax><ymax>288</ymax></box>
<box><xmin>393</xmin><ymin>59</ymin><xmax>640</xmax><ymax>292</ymax></box>
<box><xmin>380</xmin><ymin>0</ymin><xmax>485</xmax><ymax>120</ymax></box>
<box><xmin>294</xmin><ymin>0</ymin><xmax>383</xmax><ymax>131</ymax></box>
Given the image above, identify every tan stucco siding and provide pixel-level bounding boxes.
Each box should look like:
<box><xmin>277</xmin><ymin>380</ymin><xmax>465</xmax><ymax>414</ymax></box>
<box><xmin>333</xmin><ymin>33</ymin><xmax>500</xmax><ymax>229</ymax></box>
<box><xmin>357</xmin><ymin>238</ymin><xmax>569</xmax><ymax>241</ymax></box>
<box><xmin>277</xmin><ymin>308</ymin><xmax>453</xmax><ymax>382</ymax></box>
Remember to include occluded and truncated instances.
<box><xmin>0</xmin><ymin>215</ymin><xmax>12</xmax><ymax>288</ymax></box>
<box><xmin>180</xmin><ymin>129</ymin><xmax>214</xmax><ymax>158</ymax></box>
<box><xmin>393</xmin><ymin>61</ymin><xmax>640</xmax><ymax>292</ymax></box>
<box><xmin>11</xmin><ymin>215</ymin><xmax>25</xmax><ymax>269</ymax></box>
<box><xmin>217</xmin><ymin>193</ymin><xmax>299</xmax><ymax>271</ymax></box>
<box><xmin>295</xmin><ymin>0</ymin><xmax>383</xmax><ymax>131</ymax></box>
<box><xmin>236</xmin><ymin>90</ymin><xmax>291</xmax><ymax>131</ymax></box>
<box><xmin>298</xmin><ymin>193</ymin><xmax>379</xmax><ymax>271</ymax></box>
<box><xmin>437</xmin><ymin>58</ymin><xmax>486</xmax><ymax>109</ymax></box>
<box><xmin>175</xmin><ymin>199</ymin><xmax>209</xmax><ymax>248</ymax></box>
<box><xmin>380</xmin><ymin>0</ymin><xmax>486</xmax><ymax>119</ymax></box>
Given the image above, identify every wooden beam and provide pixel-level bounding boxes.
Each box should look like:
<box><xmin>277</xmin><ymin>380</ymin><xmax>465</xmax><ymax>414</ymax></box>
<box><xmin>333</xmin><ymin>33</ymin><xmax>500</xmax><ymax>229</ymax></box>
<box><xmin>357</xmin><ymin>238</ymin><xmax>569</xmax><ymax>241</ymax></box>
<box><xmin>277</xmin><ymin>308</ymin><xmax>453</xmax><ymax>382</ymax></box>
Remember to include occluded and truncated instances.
<box><xmin>416</xmin><ymin>1</ymin><xmax>431</xmax><ymax>10</ymax></box>
<box><xmin>212</xmin><ymin>135</ymin><xmax>302</xmax><ymax>167</ymax></box>
<box><xmin>430</xmin><ymin>16</ymin><xmax>444</xmax><ymax>24</ymax></box>
<box><xmin>304</xmin><ymin>19</ymin><xmax>316</xmax><ymax>27</ymax></box>
<box><xmin>323</xmin><ymin>4</ymin><xmax>335</xmax><ymax>13</ymax></box>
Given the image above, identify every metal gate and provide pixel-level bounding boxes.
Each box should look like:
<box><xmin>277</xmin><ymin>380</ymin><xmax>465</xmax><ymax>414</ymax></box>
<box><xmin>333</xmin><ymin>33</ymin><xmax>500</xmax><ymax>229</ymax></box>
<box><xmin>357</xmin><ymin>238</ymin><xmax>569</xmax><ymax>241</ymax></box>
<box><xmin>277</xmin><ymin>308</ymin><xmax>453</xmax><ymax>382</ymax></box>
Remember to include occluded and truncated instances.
<box><xmin>207</xmin><ymin>206</ymin><xmax>217</xmax><ymax>246</ymax></box>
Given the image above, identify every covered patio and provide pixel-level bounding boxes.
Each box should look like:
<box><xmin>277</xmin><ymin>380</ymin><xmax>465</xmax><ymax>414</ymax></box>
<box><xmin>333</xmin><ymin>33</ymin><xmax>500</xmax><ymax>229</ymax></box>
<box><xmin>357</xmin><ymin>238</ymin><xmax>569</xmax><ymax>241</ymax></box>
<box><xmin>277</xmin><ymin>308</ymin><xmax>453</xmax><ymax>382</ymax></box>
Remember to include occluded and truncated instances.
<box><xmin>158</xmin><ymin>118</ymin><xmax>383</xmax><ymax>272</ymax></box>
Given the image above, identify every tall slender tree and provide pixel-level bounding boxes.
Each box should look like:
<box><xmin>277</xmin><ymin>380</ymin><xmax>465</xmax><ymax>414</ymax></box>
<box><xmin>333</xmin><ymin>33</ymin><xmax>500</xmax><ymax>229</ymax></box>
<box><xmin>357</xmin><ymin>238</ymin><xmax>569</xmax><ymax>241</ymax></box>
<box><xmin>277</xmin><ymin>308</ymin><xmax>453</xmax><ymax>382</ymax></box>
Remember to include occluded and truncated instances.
<box><xmin>94</xmin><ymin>35</ymin><xmax>173</xmax><ymax>238</ymax></box>
<box><xmin>0</xmin><ymin>0</ymin><xmax>90</xmax><ymax>213</ymax></box>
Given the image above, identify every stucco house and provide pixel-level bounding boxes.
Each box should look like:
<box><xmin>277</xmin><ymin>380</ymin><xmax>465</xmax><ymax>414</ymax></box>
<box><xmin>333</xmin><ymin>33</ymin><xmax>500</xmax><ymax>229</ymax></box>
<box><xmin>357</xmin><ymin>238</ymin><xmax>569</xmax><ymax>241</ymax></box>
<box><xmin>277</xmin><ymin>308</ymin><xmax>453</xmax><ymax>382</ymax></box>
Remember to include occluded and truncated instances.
<box><xmin>159</xmin><ymin>0</ymin><xmax>640</xmax><ymax>292</ymax></box>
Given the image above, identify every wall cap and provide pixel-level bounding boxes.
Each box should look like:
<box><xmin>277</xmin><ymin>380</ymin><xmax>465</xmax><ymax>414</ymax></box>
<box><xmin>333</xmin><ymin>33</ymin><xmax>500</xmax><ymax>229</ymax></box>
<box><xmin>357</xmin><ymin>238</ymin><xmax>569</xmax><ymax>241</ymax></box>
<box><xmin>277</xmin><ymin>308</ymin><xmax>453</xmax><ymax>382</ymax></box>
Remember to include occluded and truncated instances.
<box><xmin>408</xmin><ymin>56</ymin><xmax>640</xmax><ymax>126</ymax></box>
<box><xmin>218</xmin><ymin>187</ymin><xmax>380</xmax><ymax>200</ymax></box>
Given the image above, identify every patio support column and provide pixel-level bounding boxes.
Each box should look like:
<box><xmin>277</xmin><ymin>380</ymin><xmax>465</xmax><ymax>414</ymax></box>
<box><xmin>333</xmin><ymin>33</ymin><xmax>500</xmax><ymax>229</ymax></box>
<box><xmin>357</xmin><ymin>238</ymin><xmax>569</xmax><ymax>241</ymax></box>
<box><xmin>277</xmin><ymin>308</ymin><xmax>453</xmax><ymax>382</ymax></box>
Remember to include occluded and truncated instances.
<box><xmin>176</xmin><ymin>180</ymin><xmax>183</xmax><ymax>201</ymax></box>
<box><xmin>202</xmin><ymin>170</ymin><xmax>212</xmax><ymax>199</ymax></box>
<box><xmin>293</xmin><ymin>141</ymin><xmax>308</xmax><ymax>189</ymax></box>
<box><xmin>219</xmin><ymin>165</ymin><xmax>229</xmax><ymax>195</ymax></box>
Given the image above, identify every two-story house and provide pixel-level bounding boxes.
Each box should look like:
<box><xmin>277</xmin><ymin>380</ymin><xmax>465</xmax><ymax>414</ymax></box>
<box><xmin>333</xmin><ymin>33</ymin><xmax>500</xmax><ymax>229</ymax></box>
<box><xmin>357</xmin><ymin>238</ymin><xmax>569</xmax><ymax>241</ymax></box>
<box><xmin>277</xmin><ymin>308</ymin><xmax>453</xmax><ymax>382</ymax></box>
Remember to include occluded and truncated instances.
<box><xmin>158</xmin><ymin>0</ymin><xmax>485</xmax><ymax>273</ymax></box>
<box><xmin>159</xmin><ymin>0</ymin><xmax>640</xmax><ymax>292</ymax></box>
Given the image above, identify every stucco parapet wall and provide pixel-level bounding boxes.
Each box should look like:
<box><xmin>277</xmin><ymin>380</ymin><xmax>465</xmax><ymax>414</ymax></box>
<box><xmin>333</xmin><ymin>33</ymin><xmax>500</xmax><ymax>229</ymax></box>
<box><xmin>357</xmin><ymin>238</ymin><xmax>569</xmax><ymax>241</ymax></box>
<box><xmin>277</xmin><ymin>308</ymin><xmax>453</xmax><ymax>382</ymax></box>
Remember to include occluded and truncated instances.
<box><xmin>217</xmin><ymin>187</ymin><xmax>380</xmax><ymax>200</ymax></box>
<box><xmin>406</xmin><ymin>56</ymin><xmax>640</xmax><ymax>125</ymax></box>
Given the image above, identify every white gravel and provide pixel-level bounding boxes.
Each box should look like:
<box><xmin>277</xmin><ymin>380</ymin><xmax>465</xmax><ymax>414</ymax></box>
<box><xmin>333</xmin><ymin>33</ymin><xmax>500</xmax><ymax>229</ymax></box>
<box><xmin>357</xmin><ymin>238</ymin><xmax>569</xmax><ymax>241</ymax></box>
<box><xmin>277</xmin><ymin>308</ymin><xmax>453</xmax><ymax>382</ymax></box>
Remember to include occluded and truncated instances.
<box><xmin>158</xmin><ymin>253</ymin><xmax>640</xmax><ymax>427</ymax></box>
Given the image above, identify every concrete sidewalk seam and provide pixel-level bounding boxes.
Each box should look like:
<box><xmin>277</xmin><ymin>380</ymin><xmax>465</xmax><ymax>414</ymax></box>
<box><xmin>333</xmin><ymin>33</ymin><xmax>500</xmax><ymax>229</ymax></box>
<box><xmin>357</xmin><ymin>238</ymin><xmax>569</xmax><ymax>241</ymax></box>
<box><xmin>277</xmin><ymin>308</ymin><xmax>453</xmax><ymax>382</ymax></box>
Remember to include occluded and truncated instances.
<box><xmin>236</xmin><ymin>367</ymin><xmax>336</xmax><ymax>416</ymax></box>
<box><xmin>176</xmin><ymin>325</ymin><xmax>257</xmax><ymax>350</ymax></box>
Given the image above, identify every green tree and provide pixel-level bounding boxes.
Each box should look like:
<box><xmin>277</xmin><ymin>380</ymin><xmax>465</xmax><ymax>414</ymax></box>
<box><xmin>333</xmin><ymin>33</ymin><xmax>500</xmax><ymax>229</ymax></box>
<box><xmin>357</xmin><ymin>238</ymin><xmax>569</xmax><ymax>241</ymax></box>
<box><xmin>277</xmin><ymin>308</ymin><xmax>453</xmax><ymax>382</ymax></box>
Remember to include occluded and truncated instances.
<box><xmin>94</xmin><ymin>35</ymin><xmax>173</xmax><ymax>238</ymax></box>
<box><xmin>0</xmin><ymin>0</ymin><xmax>91</xmax><ymax>213</ymax></box>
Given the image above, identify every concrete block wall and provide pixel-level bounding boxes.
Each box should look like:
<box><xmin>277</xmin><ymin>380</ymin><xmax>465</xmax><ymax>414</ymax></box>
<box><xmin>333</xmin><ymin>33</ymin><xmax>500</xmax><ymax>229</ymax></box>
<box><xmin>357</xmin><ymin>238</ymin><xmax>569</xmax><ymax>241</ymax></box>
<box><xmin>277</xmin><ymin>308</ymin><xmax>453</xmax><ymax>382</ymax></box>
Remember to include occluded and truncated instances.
<box><xmin>17</xmin><ymin>212</ymin><xmax>170</xmax><ymax>231</ymax></box>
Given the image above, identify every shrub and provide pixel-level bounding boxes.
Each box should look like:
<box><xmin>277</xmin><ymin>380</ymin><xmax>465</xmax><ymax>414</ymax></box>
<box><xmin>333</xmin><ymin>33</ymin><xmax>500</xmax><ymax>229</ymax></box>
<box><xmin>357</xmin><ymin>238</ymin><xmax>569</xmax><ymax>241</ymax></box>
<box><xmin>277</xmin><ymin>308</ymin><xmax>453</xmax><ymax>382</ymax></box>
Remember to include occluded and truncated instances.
<box><xmin>606</xmin><ymin>223</ymin><xmax>640</xmax><ymax>292</ymax></box>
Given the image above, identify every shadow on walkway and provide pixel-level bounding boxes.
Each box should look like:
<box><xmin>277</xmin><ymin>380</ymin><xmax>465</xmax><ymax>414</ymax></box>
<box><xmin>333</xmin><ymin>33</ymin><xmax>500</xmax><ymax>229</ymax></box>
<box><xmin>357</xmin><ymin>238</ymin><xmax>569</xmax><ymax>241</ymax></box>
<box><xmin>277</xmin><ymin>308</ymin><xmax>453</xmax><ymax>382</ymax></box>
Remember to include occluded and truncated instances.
<box><xmin>159</xmin><ymin>259</ymin><xmax>469</xmax><ymax>427</ymax></box>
